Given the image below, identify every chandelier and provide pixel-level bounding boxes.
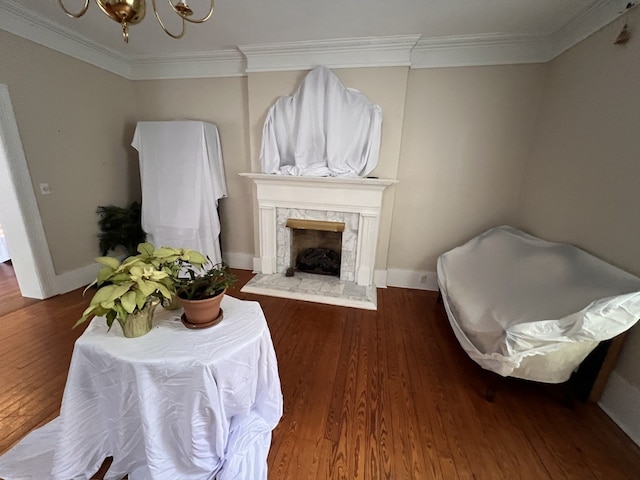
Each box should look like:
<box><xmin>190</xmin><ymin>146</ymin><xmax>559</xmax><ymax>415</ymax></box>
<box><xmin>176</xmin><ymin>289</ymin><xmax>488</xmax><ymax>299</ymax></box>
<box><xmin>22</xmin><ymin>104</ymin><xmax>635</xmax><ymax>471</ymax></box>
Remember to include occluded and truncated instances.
<box><xmin>58</xmin><ymin>0</ymin><xmax>214</xmax><ymax>43</ymax></box>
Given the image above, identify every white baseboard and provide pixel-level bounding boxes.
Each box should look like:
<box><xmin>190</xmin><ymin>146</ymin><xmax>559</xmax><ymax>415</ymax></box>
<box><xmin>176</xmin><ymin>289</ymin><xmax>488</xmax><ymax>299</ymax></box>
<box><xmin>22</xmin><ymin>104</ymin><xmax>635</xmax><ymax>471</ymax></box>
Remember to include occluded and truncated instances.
<box><xmin>55</xmin><ymin>262</ymin><xmax>102</xmax><ymax>295</ymax></box>
<box><xmin>598</xmin><ymin>370</ymin><xmax>640</xmax><ymax>447</ymax></box>
<box><xmin>222</xmin><ymin>252</ymin><xmax>254</xmax><ymax>270</ymax></box>
<box><xmin>387</xmin><ymin>268</ymin><xmax>439</xmax><ymax>291</ymax></box>
<box><xmin>252</xmin><ymin>257</ymin><xmax>261</xmax><ymax>273</ymax></box>
<box><xmin>374</xmin><ymin>269</ymin><xmax>388</xmax><ymax>288</ymax></box>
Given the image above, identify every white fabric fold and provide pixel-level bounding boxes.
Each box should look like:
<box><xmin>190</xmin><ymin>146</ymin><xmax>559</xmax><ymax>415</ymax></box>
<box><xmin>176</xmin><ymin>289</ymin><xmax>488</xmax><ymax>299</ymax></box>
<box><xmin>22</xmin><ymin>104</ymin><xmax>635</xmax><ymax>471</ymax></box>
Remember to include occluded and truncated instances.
<box><xmin>260</xmin><ymin>66</ymin><xmax>382</xmax><ymax>177</ymax></box>
<box><xmin>437</xmin><ymin>225</ymin><xmax>640</xmax><ymax>383</ymax></box>
<box><xmin>0</xmin><ymin>296</ymin><xmax>283</xmax><ymax>480</ymax></box>
<box><xmin>132</xmin><ymin>121</ymin><xmax>227</xmax><ymax>264</ymax></box>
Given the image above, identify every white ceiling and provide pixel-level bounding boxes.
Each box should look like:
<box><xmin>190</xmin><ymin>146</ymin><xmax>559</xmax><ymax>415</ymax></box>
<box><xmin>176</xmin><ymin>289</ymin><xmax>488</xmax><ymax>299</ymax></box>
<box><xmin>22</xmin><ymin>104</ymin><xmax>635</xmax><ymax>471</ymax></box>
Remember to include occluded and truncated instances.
<box><xmin>0</xmin><ymin>0</ymin><xmax>634</xmax><ymax>78</ymax></box>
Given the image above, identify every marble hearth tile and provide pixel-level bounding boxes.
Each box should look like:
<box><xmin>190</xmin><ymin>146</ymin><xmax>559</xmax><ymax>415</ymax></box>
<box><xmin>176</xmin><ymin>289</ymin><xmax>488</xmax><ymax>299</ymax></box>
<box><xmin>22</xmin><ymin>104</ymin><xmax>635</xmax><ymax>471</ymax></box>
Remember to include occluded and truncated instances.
<box><xmin>326</xmin><ymin>211</ymin><xmax>344</xmax><ymax>222</ymax></box>
<box><xmin>241</xmin><ymin>273</ymin><xmax>376</xmax><ymax>310</ymax></box>
<box><xmin>276</xmin><ymin>207</ymin><xmax>290</xmax><ymax>223</ymax></box>
<box><xmin>341</xmin><ymin>250</ymin><xmax>356</xmax><ymax>269</ymax></box>
<box><xmin>276</xmin><ymin>225</ymin><xmax>289</xmax><ymax>246</ymax></box>
<box><xmin>342</xmin><ymin>230</ymin><xmax>357</xmax><ymax>252</ymax></box>
<box><xmin>276</xmin><ymin>245</ymin><xmax>289</xmax><ymax>268</ymax></box>
<box><xmin>289</xmin><ymin>209</ymin><xmax>305</xmax><ymax>219</ymax></box>
<box><xmin>251</xmin><ymin>274</ymin><xmax>273</xmax><ymax>285</ymax></box>
<box><xmin>345</xmin><ymin>213</ymin><xmax>359</xmax><ymax>232</ymax></box>
<box><xmin>320</xmin><ymin>281</ymin><xmax>345</xmax><ymax>295</ymax></box>
<box><xmin>340</xmin><ymin>270</ymin><xmax>355</xmax><ymax>283</ymax></box>
<box><xmin>299</xmin><ymin>277</ymin><xmax>326</xmax><ymax>292</ymax></box>
<box><xmin>304</xmin><ymin>209</ymin><xmax>327</xmax><ymax>220</ymax></box>
<box><xmin>270</xmin><ymin>275</ymin><xmax>303</xmax><ymax>289</ymax></box>
<box><xmin>343</xmin><ymin>281</ymin><xmax>367</xmax><ymax>297</ymax></box>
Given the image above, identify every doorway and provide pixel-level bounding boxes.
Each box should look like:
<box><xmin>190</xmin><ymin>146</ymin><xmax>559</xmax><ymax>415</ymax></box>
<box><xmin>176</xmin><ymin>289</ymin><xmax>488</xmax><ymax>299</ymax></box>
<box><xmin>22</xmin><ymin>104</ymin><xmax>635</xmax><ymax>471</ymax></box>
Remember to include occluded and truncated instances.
<box><xmin>0</xmin><ymin>84</ymin><xmax>56</xmax><ymax>299</ymax></box>
<box><xmin>0</xmin><ymin>221</ymin><xmax>9</xmax><ymax>264</ymax></box>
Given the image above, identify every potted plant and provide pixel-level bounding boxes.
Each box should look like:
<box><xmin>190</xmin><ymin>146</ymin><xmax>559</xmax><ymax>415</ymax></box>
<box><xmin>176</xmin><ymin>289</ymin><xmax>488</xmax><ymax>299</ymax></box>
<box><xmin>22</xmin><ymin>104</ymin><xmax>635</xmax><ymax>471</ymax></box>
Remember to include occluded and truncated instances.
<box><xmin>174</xmin><ymin>261</ymin><xmax>237</xmax><ymax>327</ymax></box>
<box><xmin>96</xmin><ymin>201</ymin><xmax>146</xmax><ymax>256</ymax></box>
<box><xmin>74</xmin><ymin>243</ymin><xmax>207</xmax><ymax>337</ymax></box>
<box><xmin>133</xmin><ymin>242</ymin><xmax>208</xmax><ymax>311</ymax></box>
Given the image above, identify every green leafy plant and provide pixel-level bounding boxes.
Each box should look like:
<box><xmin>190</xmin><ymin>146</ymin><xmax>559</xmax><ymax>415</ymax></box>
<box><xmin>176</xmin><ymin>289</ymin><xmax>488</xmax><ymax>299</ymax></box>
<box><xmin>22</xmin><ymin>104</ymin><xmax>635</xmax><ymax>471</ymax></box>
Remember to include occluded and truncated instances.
<box><xmin>174</xmin><ymin>261</ymin><xmax>237</xmax><ymax>301</ymax></box>
<box><xmin>75</xmin><ymin>242</ymin><xmax>207</xmax><ymax>330</ymax></box>
<box><xmin>96</xmin><ymin>202</ymin><xmax>146</xmax><ymax>256</ymax></box>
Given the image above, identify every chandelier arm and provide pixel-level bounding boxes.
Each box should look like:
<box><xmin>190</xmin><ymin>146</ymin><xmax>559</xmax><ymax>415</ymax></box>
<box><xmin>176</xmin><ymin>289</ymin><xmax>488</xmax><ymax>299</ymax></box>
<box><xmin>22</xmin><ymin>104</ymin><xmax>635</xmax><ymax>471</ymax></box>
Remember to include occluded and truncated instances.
<box><xmin>151</xmin><ymin>0</ymin><xmax>187</xmax><ymax>39</ymax></box>
<box><xmin>122</xmin><ymin>21</ymin><xmax>130</xmax><ymax>44</ymax></box>
<box><xmin>58</xmin><ymin>0</ymin><xmax>90</xmax><ymax>18</ymax></box>
<box><xmin>168</xmin><ymin>0</ymin><xmax>215</xmax><ymax>24</ymax></box>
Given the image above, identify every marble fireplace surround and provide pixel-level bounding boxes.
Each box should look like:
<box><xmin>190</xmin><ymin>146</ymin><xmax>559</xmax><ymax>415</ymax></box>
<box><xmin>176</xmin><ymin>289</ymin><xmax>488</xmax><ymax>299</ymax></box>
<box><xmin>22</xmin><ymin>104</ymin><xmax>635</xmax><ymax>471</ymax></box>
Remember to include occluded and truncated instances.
<box><xmin>240</xmin><ymin>173</ymin><xmax>397</xmax><ymax>308</ymax></box>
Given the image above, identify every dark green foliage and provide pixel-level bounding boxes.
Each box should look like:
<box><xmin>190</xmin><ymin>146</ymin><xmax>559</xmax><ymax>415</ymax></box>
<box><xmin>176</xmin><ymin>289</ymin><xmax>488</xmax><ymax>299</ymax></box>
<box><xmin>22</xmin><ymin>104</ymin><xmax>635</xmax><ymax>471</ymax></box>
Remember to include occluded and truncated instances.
<box><xmin>174</xmin><ymin>262</ymin><xmax>237</xmax><ymax>300</ymax></box>
<box><xmin>96</xmin><ymin>202</ymin><xmax>146</xmax><ymax>256</ymax></box>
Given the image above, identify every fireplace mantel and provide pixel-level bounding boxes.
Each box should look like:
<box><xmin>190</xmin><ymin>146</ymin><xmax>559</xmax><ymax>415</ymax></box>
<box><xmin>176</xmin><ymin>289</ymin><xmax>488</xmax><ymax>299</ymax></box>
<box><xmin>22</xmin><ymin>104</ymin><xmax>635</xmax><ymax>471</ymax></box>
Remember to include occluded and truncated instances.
<box><xmin>240</xmin><ymin>173</ymin><xmax>397</xmax><ymax>287</ymax></box>
<box><xmin>240</xmin><ymin>173</ymin><xmax>396</xmax><ymax>212</ymax></box>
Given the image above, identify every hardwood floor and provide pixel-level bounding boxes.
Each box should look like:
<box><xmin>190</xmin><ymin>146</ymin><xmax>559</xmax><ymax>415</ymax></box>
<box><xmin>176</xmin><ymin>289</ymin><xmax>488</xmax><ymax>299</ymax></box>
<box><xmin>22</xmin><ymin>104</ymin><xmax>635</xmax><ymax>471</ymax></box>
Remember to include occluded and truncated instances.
<box><xmin>0</xmin><ymin>263</ymin><xmax>88</xmax><ymax>454</ymax></box>
<box><xmin>1</xmin><ymin>268</ymin><xmax>639</xmax><ymax>478</ymax></box>
<box><xmin>0</xmin><ymin>261</ymin><xmax>39</xmax><ymax>317</ymax></box>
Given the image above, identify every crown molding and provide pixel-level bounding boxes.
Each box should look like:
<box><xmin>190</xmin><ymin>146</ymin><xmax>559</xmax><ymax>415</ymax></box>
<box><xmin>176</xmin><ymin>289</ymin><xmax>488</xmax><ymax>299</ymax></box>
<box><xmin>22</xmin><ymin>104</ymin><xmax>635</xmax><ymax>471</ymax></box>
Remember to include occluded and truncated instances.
<box><xmin>0</xmin><ymin>0</ymin><xmax>634</xmax><ymax>78</ymax></box>
<box><xmin>410</xmin><ymin>33</ymin><xmax>552</xmax><ymax>68</ymax></box>
<box><xmin>410</xmin><ymin>1</ymin><xmax>632</xmax><ymax>69</ymax></box>
<box><xmin>550</xmin><ymin>0</ymin><xmax>635</xmax><ymax>57</ymax></box>
<box><xmin>238</xmin><ymin>35</ymin><xmax>421</xmax><ymax>72</ymax></box>
<box><xmin>0</xmin><ymin>0</ymin><xmax>244</xmax><ymax>80</ymax></box>
<box><xmin>0</xmin><ymin>0</ymin><xmax>131</xmax><ymax>78</ymax></box>
<box><xmin>128</xmin><ymin>50</ymin><xmax>247</xmax><ymax>80</ymax></box>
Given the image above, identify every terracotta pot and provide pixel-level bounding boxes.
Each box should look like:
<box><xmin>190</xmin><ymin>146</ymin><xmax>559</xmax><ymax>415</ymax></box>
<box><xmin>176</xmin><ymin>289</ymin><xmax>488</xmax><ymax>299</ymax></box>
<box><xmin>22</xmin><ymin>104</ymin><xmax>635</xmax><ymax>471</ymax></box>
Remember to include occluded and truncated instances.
<box><xmin>119</xmin><ymin>299</ymin><xmax>159</xmax><ymax>338</ymax></box>
<box><xmin>180</xmin><ymin>289</ymin><xmax>225</xmax><ymax>325</ymax></box>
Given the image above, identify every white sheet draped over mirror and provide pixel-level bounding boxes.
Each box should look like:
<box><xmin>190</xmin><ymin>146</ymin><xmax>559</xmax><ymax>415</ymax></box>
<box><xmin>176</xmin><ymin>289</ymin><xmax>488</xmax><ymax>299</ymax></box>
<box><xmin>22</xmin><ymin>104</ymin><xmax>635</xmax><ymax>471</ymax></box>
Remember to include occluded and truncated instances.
<box><xmin>260</xmin><ymin>66</ymin><xmax>382</xmax><ymax>177</ymax></box>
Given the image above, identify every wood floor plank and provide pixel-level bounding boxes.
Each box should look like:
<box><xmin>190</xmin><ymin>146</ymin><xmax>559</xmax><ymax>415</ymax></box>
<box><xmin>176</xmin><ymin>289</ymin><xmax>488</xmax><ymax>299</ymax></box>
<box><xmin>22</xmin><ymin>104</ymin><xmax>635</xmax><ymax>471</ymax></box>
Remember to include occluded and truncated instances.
<box><xmin>324</xmin><ymin>309</ymin><xmax>356</xmax><ymax>441</ymax></box>
<box><xmin>1</xmin><ymin>269</ymin><xmax>639</xmax><ymax>479</ymax></box>
<box><xmin>0</xmin><ymin>262</ymin><xmax>39</xmax><ymax>317</ymax></box>
<box><xmin>400</xmin><ymin>288</ymin><xmax>473</xmax><ymax>479</ymax></box>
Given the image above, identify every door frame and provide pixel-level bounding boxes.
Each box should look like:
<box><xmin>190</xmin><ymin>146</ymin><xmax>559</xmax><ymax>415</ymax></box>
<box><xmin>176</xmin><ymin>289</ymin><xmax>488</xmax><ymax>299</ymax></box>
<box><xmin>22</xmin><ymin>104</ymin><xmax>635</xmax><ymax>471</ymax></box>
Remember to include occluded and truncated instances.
<box><xmin>0</xmin><ymin>84</ymin><xmax>56</xmax><ymax>299</ymax></box>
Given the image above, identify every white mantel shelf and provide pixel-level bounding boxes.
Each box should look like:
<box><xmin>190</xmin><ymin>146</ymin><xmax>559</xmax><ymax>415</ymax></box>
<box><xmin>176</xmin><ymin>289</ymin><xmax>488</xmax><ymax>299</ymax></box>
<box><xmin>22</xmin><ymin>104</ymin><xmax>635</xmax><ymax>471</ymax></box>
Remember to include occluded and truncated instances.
<box><xmin>239</xmin><ymin>173</ymin><xmax>397</xmax><ymax>214</ymax></box>
<box><xmin>241</xmin><ymin>173</ymin><xmax>397</xmax><ymax>296</ymax></box>
<box><xmin>239</xmin><ymin>172</ymin><xmax>397</xmax><ymax>187</ymax></box>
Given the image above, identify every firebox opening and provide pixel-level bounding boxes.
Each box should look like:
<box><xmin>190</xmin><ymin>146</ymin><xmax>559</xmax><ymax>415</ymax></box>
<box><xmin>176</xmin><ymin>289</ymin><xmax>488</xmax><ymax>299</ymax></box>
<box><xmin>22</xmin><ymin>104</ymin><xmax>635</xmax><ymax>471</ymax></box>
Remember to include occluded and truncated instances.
<box><xmin>286</xmin><ymin>219</ymin><xmax>345</xmax><ymax>277</ymax></box>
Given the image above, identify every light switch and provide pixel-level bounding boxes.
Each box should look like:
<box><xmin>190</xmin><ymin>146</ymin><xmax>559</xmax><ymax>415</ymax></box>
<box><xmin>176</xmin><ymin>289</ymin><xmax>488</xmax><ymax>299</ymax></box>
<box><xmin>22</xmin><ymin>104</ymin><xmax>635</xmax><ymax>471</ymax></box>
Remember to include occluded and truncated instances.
<box><xmin>39</xmin><ymin>183</ymin><xmax>51</xmax><ymax>195</ymax></box>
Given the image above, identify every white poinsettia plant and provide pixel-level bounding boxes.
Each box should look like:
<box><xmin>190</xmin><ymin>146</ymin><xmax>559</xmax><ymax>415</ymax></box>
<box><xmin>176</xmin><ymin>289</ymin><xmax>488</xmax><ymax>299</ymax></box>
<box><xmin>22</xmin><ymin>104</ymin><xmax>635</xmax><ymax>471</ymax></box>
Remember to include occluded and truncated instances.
<box><xmin>74</xmin><ymin>242</ymin><xmax>207</xmax><ymax>330</ymax></box>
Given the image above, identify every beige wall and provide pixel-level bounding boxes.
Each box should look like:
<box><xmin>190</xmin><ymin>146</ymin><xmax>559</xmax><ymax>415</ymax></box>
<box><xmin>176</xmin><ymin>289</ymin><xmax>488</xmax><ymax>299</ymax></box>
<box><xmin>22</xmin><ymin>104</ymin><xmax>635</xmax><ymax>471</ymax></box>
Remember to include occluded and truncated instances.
<box><xmin>132</xmin><ymin>77</ymin><xmax>253</xmax><ymax>258</ymax></box>
<box><xmin>389</xmin><ymin>65</ymin><xmax>547</xmax><ymax>271</ymax></box>
<box><xmin>0</xmin><ymin>30</ymin><xmax>138</xmax><ymax>274</ymax></box>
<box><xmin>246</xmin><ymin>68</ymin><xmax>410</xmax><ymax>270</ymax></box>
<box><xmin>517</xmin><ymin>10</ymin><xmax>640</xmax><ymax>387</ymax></box>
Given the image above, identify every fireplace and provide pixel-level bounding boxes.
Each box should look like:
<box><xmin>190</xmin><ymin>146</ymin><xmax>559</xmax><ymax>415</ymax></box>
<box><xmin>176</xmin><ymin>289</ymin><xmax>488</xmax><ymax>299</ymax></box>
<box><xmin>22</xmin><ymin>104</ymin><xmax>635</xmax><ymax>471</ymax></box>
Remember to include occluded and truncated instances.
<box><xmin>276</xmin><ymin>209</ymin><xmax>359</xmax><ymax>282</ymax></box>
<box><xmin>287</xmin><ymin>219</ymin><xmax>344</xmax><ymax>277</ymax></box>
<box><xmin>239</xmin><ymin>173</ymin><xmax>397</xmax><ymax>309</ymax></box>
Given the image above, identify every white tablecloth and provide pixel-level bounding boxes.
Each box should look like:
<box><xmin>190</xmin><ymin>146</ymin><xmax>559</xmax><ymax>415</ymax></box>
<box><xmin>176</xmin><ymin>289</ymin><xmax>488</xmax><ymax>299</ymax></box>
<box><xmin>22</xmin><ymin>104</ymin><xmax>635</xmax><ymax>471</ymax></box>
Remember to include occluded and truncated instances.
<box><xmin>0</xmin><ymin>296</ymin><xmax>283</xmax><ymax>480</ymax></box>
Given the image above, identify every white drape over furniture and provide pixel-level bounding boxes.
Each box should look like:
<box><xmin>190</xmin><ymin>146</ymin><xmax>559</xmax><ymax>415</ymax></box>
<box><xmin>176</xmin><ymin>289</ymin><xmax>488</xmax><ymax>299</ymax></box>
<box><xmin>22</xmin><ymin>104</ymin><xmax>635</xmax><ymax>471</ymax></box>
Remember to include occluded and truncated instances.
<box><xmin>437</xmin><ymin>226</ymin><xmax>640</xmax><ymax>383</ymax></box>
<box><xmin>132</xmin><ymin>121</ymin><xmax>227</xmax><ymax>264</ymax></box>
<box><xmin>260</xmin><ymin>66</ymin><xmax>382</xmax><ymax>177</ymax></box>
<box><xmin>0</xmin><ymin>296</ymin><xmax>283</xmax><ymax>480</ymax></box>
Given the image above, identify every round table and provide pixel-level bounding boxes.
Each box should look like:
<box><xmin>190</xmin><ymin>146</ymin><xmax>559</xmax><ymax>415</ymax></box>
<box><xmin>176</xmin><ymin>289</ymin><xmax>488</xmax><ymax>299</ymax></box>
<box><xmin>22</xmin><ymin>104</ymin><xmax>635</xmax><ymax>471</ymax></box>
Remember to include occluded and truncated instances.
<box><xmin>0</xmin><ymin>295</ymin><xmax>283</xmax><ymax>480</ymax></box>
